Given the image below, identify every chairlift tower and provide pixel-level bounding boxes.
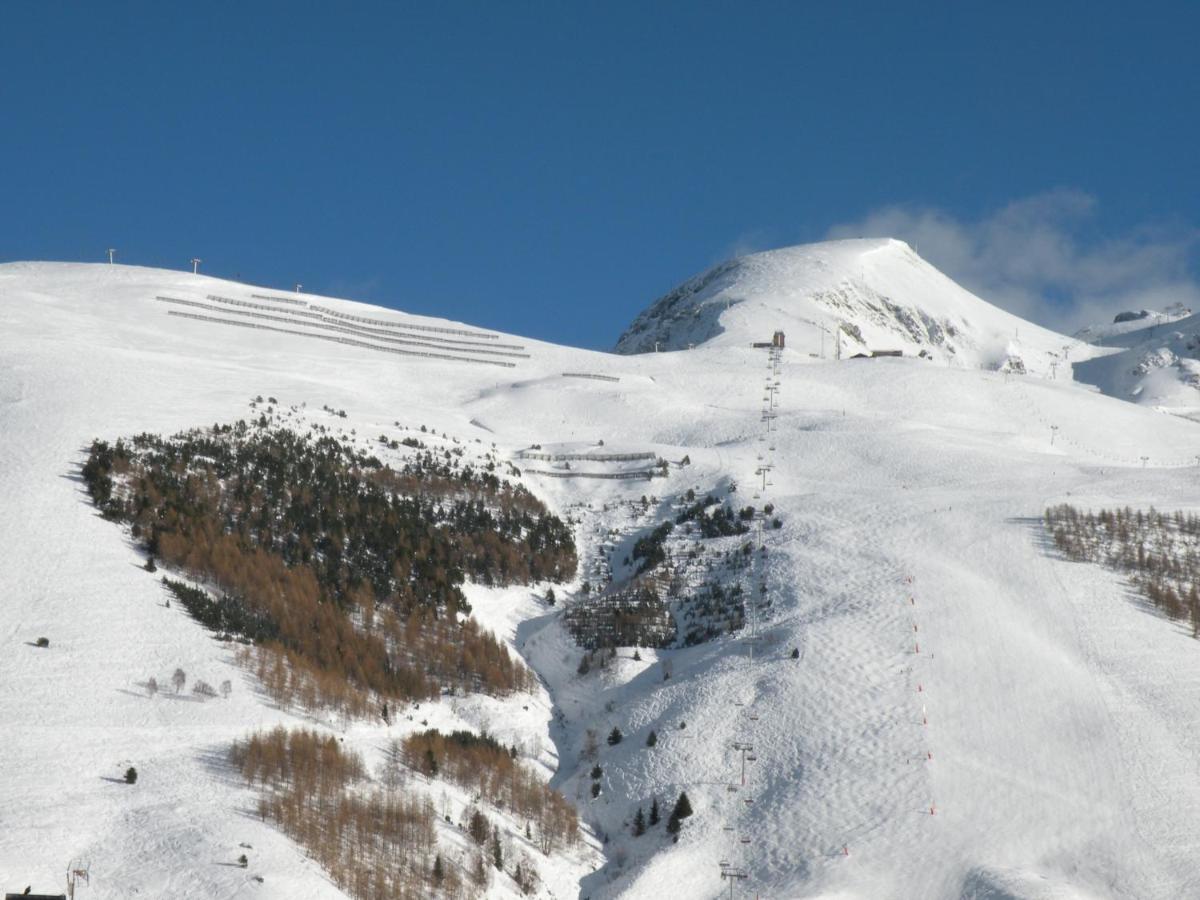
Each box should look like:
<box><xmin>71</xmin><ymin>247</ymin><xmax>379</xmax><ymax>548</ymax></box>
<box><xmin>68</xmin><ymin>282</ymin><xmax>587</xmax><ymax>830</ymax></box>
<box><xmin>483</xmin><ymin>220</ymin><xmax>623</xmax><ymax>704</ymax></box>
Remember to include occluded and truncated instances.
<box><xmin>106</xmin><ymin>248</ymin><xmax>116</xmax><ymax>265</ymax></box>
<box><xmin>190</xmin><ymin>257</ymin><xmax>202</xmax><ymax>274</ymax></box>
<box><xmin>733</xmin><ymin>741</ymin><xmax>756</xmax><ymax>785</ymax></box>
<box><xmin>755</xmin><ymin>462</ymin><xmax>773</xmax><ymax>492</ymax></box>
<box><xmin>720</xmin><ymin>865</ymin><xmax>749</xmax><ymax>899</ymax></box>
<box><xmin>67</xmin><ymin>859</ymin><xmax>91</xmax><ymax>899</ymax></box>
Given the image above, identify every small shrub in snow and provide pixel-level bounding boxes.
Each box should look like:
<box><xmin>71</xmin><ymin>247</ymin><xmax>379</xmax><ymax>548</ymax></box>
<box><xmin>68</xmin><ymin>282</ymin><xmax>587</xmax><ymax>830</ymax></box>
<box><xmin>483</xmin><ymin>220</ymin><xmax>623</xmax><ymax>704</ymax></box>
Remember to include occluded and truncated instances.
<box><xmin>124</xmin><ymin>766</ymin><xmax>138</xmax><ymax>784</ymax></box>
<box><xmin>193</xmin><ymin>680</ymin><xmax>217</xmax><ymax>698</ymax></box>
<box><xmin>35</xmin><ymin>637</ymin><xmax>49</xmax><ymax>648</ymax></box>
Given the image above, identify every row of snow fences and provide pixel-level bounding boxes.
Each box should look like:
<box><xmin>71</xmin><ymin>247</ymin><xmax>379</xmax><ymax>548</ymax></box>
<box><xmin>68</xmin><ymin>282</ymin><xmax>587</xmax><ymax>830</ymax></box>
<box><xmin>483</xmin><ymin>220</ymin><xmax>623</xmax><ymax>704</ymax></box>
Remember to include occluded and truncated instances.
<box><xmin>164</xmin><ymin>311</ymin><xmax>518</xmax><ymax>367</ymax></box>
<box><xmin>203</xmin><ymin>295</ymin><xmax>527</xmax><ymax>354</ymax></box>
<box><xmin>517</xmin><ymin>451</ymin><xmax>658</xmax><ymax>462</ymax></box>
<box><xmin>307</xmin><ymin>303</ymin><xmax>504</xmax><ymax>342</ymax></box>
<box><xmin>157</xmin><ymin>296</ymin><xmax>526</xmax><ymax>364</ymax></box>
<box><xmin>561</xmin><ymin>372</ymin><xmax>621</xmax><ymax>382</ymax></box>
<box><xmin>249</xmin><ymin>292</ymin><xmax>308</xmax><ymax>306</ymax></box>
<box><xmin>523</xmin><ymin>468</ymin><xmax>664</xmax><ymax>480</ymax></box>
<box><xmin>207</xmin><ymin>294</ymin><xmax>329</xmax><ymax>320</ymax></box>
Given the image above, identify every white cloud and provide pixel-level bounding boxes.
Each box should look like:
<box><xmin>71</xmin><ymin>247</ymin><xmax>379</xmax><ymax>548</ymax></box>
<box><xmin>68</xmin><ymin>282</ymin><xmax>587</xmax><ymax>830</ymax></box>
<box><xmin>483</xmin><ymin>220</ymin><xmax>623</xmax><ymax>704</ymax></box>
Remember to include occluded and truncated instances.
<box><xmin>826</xmin><ymin>190</ymin><xmax>1200</xmax><ymax>333</ymax></box>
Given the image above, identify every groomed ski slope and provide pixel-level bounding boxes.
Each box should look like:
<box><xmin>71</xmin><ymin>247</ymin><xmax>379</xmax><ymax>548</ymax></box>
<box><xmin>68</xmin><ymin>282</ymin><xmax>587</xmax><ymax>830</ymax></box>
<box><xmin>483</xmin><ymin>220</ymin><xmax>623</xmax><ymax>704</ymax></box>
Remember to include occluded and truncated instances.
<box><xmin>4</xmin><ymin>255</ymin><xmax>1200</xmax><ymax>899</ymax></box>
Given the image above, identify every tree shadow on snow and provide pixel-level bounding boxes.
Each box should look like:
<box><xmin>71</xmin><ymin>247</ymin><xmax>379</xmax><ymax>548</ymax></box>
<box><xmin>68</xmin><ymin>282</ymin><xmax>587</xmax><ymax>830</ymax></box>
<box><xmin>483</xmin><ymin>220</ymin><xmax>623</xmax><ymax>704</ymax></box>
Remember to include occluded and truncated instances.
<box><xmin>115</xmin><ymin>685</ymin><xmax>206</xmax><ymax>702</ymax></box>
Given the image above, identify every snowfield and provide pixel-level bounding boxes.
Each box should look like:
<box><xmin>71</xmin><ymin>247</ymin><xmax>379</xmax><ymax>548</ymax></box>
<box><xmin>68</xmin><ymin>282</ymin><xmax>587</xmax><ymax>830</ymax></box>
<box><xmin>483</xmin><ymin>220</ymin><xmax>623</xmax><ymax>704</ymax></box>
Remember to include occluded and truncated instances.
<box><xmin>4</xmin><ymin>244</ymin><xmax>1200</xmax><ymax>899</ymax></box>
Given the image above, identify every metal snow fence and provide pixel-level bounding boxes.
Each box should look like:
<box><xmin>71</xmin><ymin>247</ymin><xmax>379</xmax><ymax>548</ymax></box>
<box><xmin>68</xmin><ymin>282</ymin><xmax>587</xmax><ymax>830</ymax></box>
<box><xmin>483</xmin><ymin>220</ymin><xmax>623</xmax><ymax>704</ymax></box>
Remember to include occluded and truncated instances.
<box><xmin>308</xmin><ymin>304</ymin><xmax>501</xmax><ymax>341</ymax></box>
<box><xmin>561</xmin><ymin>372</ymin><xmax>621</xmax><ymax>382</ymax></box>
<box><xmin>250</xmin><ymin>292</ymin><xmax>309</xmax><ymax>306</ymax></box>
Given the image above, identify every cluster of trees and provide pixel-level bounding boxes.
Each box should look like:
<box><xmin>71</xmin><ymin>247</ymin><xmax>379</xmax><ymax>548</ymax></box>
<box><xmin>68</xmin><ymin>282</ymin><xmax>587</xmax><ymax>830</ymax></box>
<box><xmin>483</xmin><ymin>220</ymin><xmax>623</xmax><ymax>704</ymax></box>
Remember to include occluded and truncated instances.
<box><xmin>1046</xmin><ymin>504</ymin><xmax>1200</xmax><ymax>637</ymax></box>
<box><xmin>631</xmin><ymin>522</ymin><xmax>675</xmax><ymax>574</ymax></box>
<box><xmin>230</xmin><ymin>727</ymin><xmax>467</xmax><ymax>899</ymax></box>
<box><xmin>675</xmin><ymin>496</ymin><xmax>751</xmax><ymax>538</ymax></box>
<box><xmin>679</xmin><ymin>579</ymin><xmax>746</xmax><ymax>646</ymax></box>
<box><xmin>401</xmin><ymin>729</ymin><xmax>579</xmax><ymax>855</ymax></box>
<box><xmin>629</xmin><ymin>792</ymin><xmax>691</xmax><ymax>838</ymax></box>
<box><xmin>573</xmin><ymin>488</ymin><xmax>767</xmax><ymax>651</ymax></box>
<box><xmin>81</xmin><ymin>423</ymin><xmax>566</xmax><ymax>706</ymax></box>
<box><xmin>456</xmin><ymin>806</ymin><xmax>539</xmax><ymax>895</ymax></box>
<box><xmin>564</xmin><ymin>582</ymin><xmax>676</xmax><ymax>650</ymax></box>
<box><xmin>85</xmin><ymin>425</ymin><xmax>574</xmax><ymax>614</ymax></box>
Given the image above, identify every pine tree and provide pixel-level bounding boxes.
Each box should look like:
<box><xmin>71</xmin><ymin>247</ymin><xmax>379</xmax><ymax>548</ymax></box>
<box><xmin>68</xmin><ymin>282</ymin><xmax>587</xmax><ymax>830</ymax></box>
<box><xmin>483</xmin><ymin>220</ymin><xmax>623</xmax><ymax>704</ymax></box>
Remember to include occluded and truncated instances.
<box><xmin>607</xmin><ymin>727</ymin><xmax>623</xmax><ymax>746</ymax></box>
<box><xmin>491</xmin><ymin>827</ymin><xmax>503</xmax><ymax>869</ymax></box>
<box><xmin>633</xmin><ymin>806</ymin><xmax>646</xmax><ymax>836</ymax></box>
<box><xmin>469</xmin><ymin>809</ymin><xmax>489</xmax><ymax>845</ymax></box>
<box><xmin>649</xmin><ymin>797</ymin><xmax>660</xmax><ymax>826</ymax></box>
<box><xmin>432</xmin><ymin>853</ymin><xmax>444</xmax><ymax>884</ymax></box>
<box><xmin>646</xmin><ymin>729</ymin><xmax>657</xmax><ymax>747</ymax></box>
<box><xmin>667</xmin><ymin>790</ymin><xmax>693</xmax><ymax>834</ymax></box>
<box><xmin>673</xmin><ymin>790</ymin><xmax>693</xmax><ymax>819</ymax></box>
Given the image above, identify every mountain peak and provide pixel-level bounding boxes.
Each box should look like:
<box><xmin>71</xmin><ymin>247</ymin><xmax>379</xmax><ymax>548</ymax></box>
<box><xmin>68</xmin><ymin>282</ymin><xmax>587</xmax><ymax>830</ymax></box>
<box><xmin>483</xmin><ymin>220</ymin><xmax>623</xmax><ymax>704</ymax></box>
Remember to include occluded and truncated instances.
<box><xmin>615</xmin><ymin>238</ymin><xmax>1070</xmax><ymax>374</ymax></box>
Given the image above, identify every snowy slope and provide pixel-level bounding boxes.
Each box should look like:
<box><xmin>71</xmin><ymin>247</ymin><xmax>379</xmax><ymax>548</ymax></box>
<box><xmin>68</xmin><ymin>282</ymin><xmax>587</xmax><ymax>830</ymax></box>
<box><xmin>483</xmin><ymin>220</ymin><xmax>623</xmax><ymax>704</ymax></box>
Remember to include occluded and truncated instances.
<box><xmin>5</xmin><ymin>259</ymin><xmax>1200</xmax><ymax>899</ymax></box>
<box><xmin>615</xmin><ymin>239</ymin><xmax>1094</xmax><ymax>377</ymax></box>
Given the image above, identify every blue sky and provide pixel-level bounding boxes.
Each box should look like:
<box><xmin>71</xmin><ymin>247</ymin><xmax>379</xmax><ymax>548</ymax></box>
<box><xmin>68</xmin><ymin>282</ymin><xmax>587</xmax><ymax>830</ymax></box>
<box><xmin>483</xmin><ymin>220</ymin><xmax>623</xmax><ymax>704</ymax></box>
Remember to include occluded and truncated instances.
<box><xmin>2</xmin><ymin>1</ymin><xmax>1197</xmax><ymax>347</ymax></box>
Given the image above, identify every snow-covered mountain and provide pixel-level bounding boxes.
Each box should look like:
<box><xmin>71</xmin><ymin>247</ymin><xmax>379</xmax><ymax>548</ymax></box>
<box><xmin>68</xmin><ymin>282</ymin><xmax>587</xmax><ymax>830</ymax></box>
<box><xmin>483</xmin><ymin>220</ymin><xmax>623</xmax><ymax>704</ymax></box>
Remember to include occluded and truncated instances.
<box><xmin>615</xmin><ymin>239</ymin><xmax>1086</xmax><ymax>376</ymax></box>
<box><xmin>1070</xmin><ymin>305</ymin><xmax>1200</xmax><ymax>417</ymax></box>
<box><xmin>6</xmin><ymin>253</ymin><xmax>1200</xmax><ymax>900</ymax></box>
